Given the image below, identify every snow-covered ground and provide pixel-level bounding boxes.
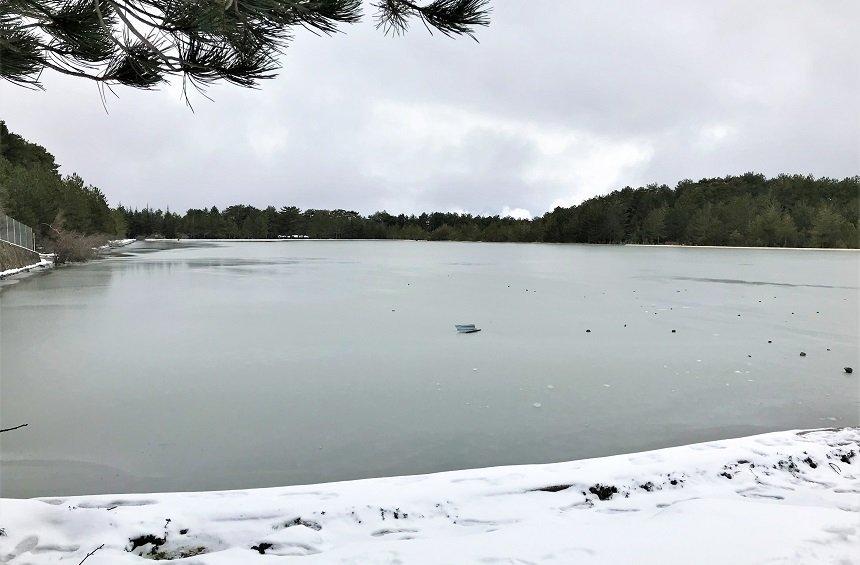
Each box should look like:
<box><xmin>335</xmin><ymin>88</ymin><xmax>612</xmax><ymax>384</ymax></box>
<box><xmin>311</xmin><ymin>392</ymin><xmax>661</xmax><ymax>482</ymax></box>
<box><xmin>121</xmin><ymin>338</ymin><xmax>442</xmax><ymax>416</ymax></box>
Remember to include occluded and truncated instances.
<box><xmin>0</xmin><ymin>428</ymin><xmax>857</xmax><ymax>564</ymax></box>
<box><xmin>0</xmin><ymin>255</ymin><xmax>53</xmax><ymax>279</ymax></box>
<box><xmin>109</xmin><ymin>239</ymin><xmax>137</xmax><ymax>248</ymax></box>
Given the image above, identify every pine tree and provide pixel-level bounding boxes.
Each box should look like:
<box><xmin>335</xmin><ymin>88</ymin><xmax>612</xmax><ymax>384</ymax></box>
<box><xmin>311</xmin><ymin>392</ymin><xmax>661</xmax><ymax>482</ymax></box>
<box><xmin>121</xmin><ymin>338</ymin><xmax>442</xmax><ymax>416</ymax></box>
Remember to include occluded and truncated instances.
<box><xmin>810</xmin><ymin>205</ymin><xmax>852</xmax><ymax>248</ymax></box>
<box><xmin>641</xmin><ymin>208</ymin><xmax>666</xmax><ymax>243</ymax></box>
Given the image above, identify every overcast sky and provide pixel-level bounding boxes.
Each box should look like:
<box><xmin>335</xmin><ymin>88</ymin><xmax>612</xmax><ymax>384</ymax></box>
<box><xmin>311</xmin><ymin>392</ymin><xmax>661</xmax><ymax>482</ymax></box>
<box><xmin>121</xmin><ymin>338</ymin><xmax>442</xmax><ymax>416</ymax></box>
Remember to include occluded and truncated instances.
<box><xmin>1</xmin><ymin>1</ymin><xmax>857</xmax><ymax>218</ymax></box>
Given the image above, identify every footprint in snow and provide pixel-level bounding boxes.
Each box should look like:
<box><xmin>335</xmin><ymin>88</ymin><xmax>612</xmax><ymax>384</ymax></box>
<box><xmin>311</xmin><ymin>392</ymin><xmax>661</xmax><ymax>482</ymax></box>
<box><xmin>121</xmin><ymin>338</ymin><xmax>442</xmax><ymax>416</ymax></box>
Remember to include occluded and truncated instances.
<box><xmin>2</xmin><ymin>535</ymin><xmax>39</xmax><ymax>561</ymax></box>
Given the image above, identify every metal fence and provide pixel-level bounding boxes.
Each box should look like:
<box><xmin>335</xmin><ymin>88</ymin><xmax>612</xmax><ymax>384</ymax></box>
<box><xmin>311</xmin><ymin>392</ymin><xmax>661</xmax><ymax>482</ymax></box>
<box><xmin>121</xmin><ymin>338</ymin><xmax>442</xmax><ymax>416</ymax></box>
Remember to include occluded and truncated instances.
<box><xmin>0</xmin><ymin>213</ymin><xmax>36</xmax><ymax>251</ymax></box>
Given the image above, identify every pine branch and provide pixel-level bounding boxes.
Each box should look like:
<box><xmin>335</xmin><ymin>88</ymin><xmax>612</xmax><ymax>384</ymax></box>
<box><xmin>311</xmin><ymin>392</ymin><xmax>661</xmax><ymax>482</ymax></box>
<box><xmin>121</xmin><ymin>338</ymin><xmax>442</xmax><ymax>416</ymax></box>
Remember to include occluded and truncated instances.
<box><xmin>0</xmin><ymin>0</ymin><xmax>490</xmax><ymax>91</ymax></box>
<box><xmin>374</xmin><ymin>0</ymin><xmax>489</xmax><ymax>37</ymax></box>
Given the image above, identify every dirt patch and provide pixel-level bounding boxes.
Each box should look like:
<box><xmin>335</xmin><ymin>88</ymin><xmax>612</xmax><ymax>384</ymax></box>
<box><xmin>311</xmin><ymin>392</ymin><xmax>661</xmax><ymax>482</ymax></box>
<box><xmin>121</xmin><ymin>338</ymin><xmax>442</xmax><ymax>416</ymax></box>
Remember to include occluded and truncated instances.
<box><xmin>802</xmin><ymin>456</ymin><xmax>818</xmax><ymax>469</ymax></box>
<box><xmin>278</xmin><ymin>517</ymin><xmax>322</xmax><ymax>531</ymax></box>
<box><xmin>588</xmin><ymin>484</ymin><xmax>618</xmax><ymax>500</ymax></box>
<box><xmin>128</xmin><ymin>534</ymin><xmax>166</xmax><ymax>554</ymax></box>
<box><xmin>251</xmin><ymin>542</ymin><xmax>273</xmax><ymax>554</ymax></box>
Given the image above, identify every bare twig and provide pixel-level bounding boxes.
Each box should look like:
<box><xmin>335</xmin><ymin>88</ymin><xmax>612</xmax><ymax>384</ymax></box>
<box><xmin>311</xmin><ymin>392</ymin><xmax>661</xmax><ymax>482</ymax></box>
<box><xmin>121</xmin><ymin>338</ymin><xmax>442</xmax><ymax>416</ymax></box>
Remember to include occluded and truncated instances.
<box><xmin>0</xmin><ymin>423</ymin><xmax>28</xmax><ymax>433</ymax></box>
<box><xmin>78</xmin><ymin>544</ymin><xmax>105</xmax><ymax>565</ymax></box>
<box><xmin>39</xmin><ymin>222</ymin><xmax>61</xmax><ymax>235</ymax></box>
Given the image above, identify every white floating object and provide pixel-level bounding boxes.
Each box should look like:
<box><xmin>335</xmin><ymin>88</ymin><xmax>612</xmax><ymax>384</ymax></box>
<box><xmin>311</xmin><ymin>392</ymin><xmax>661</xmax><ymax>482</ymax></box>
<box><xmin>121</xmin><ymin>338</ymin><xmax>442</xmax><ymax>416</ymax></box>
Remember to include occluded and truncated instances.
<box><xmin>532</xmin><ymin>402</ymin><xmax>542</xmax><ymax>408</ymax></box>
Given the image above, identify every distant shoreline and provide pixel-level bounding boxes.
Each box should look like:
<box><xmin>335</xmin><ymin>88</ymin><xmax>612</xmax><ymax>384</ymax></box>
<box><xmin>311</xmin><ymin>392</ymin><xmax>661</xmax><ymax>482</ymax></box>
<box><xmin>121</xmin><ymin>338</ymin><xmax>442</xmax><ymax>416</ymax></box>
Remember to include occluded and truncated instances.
<box><xmin>141</xmin><ymin>238</ymin><xmax>859</xmax><ymax>251</ymax></box>
<box><xmin>627</xmin><ymin>243</ymin><xmax>859</xmax><ymax>251</ymax></box>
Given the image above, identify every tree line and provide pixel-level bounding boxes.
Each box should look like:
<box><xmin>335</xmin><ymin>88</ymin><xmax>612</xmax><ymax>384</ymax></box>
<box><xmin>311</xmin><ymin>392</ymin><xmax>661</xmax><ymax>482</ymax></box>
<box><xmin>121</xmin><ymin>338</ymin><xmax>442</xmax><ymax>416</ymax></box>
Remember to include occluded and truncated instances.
<box><xmin>2</xmin><ymin>121</ymin><xmax>858</xmax><ymax>253</ymax></box>
<box><xmin>1</xmin><ymin>122</ymin><xmax>119</xmax><ymax>235</ymax></box>
<box><xmin>541</xmin><ymin>174</ymin><xmax>858</xmax><ymax>248</ymax></box>
<box><xmin>118</xmin><ymin>174</ymin><xmax>859</xmax><ymax>248</ymax></box>
<box><xmin>118</xmin><ymin>205</ymin><xmax>544</xmax><ymax>242</ymax></box>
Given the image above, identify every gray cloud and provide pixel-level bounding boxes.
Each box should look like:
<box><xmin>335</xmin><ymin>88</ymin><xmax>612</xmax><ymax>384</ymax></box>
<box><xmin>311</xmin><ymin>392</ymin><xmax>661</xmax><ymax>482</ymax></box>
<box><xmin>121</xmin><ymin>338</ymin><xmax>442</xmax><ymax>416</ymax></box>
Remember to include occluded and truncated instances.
<box><xmin>1</xmin><ymin>1</ymin><xmax>857</xmax><ymax>217</ymax></box>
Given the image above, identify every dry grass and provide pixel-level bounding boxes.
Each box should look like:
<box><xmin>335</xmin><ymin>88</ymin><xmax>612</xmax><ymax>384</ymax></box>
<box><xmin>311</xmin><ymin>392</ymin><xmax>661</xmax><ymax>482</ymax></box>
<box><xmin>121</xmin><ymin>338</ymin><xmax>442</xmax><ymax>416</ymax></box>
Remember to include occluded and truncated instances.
<box><xmin>45</xmin><ymin>230</ymin><xmax>109</xmax><ymax>264</ymax></box>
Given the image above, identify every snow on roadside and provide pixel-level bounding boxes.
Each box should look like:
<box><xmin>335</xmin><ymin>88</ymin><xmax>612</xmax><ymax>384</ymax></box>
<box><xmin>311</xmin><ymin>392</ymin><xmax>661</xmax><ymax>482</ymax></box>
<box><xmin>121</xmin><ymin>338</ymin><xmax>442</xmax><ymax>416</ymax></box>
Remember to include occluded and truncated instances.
<box><xmin>0</xmin><ymin>256</ymin><xmax>53</xmax><ymax>279</ymax></box>
<box><xmin>0</xmin><ymin>428</ymin><xmax>857</xmax><ymax>564</ymax></box>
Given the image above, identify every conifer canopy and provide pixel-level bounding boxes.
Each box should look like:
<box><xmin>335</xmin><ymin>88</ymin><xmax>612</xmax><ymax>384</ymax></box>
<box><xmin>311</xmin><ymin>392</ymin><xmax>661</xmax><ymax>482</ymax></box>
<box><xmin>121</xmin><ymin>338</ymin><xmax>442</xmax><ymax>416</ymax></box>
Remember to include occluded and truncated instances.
<box><xmin>0</xmin><ymin>0</ymin><xmax>490</xmax><ymax>90</ymax></box>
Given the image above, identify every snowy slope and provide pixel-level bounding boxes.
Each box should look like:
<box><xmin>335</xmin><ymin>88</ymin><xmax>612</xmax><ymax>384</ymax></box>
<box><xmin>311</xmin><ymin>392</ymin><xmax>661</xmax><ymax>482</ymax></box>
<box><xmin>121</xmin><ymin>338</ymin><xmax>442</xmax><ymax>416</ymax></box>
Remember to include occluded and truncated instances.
<box><xmin>1</xmin><ymin>428</ymin><xmax>857</xmax><ymax>564</ymax></box>
<box><xmin>0</xmin><ymin>256</ymin><xmax>52</xmax><ymax>279</ymax></box>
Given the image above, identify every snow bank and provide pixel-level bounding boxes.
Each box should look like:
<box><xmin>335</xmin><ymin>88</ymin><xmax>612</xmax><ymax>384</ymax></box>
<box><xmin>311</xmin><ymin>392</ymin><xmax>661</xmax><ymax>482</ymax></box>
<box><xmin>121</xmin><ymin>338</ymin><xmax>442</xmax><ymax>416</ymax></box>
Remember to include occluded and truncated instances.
<box><xmin>0</xmin><ymin>256</ymin><xmax>52</xmax><ymax>279</ymax></box>
<box><xmin>94</xmin><ymin>239</ymin><xmax>137</xmax><ymax>253</ymax></box>
<box><xmin>0</xmin><ymin>428</ymin><xmax>857</xmax><ymax>564</ymax></box>
<box><xmin>109</xmin><ymin>239</ymin><xmax>137</xmax><ymax>248</ymax></box>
